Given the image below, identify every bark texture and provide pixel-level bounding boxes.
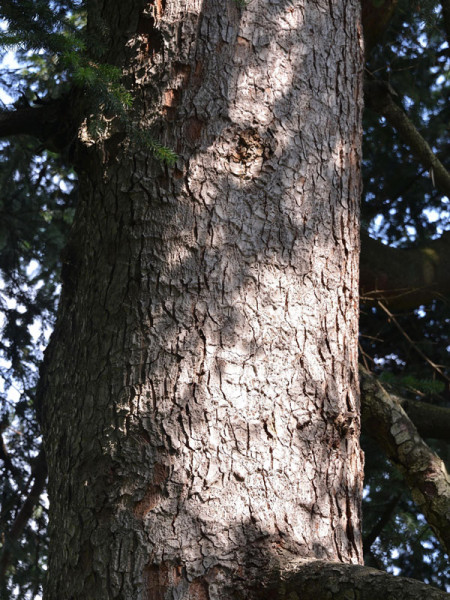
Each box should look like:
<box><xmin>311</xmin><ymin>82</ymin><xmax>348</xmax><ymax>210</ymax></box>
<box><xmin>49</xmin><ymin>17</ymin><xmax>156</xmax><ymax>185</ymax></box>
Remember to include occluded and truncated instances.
<box><xmin>261</xmin><ymin>559</ymin><xmax>450</xmax><ymax>599</ymax></box>
<box><xmin>40</xmin><ymin>0</ymin><xmax>364</xmax><ymax>598</ymax></box>
<box><xmin>360</xmin><ymin>367</ymin><xmax>450</xmax><ymax>555</ymax></box>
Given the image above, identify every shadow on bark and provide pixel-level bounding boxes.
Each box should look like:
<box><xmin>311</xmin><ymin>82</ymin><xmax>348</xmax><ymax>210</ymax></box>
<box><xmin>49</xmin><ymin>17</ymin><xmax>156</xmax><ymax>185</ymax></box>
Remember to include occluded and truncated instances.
<box><xmin>40</xmin><ymin>0</ymin><xmax>364</xmax><ymax>597</ymax></box>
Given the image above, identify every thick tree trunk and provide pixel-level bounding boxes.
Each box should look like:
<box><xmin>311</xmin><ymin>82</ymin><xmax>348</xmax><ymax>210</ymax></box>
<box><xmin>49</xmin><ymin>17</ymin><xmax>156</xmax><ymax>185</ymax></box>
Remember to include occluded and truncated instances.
<box><xmin>39</xmin><ymin>0</ymin><xmax>364</xmax><ymax>598</ymax></box>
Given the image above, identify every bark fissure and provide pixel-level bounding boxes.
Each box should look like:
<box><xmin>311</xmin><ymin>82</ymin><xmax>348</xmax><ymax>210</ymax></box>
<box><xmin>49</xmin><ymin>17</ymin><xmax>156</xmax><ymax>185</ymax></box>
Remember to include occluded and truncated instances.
<box><xmin>40</xmin><ymin>0</ymin><xmax>366</xmax><ymax>598</ymax></box>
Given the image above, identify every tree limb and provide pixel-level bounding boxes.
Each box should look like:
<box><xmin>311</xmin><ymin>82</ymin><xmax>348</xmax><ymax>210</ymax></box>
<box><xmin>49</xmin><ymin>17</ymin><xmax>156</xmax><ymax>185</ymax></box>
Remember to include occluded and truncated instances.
<box><xmin>361</xmin><ymin>0</ymin><xmax>398</xmax><ymax>55</ymax></box>
<box><xmin>364</xmin><ymin>79</ymin><xmax>450</xmax><ymax>199</ymax></box>
<box><xmin>361</xmin><ymin>369</ymin><xmax>450</xmax><ymax>444</ymax></box>
<box><xmin>360</xmin><ymin>366</ymin><xmax>450</xmax><ymax>555</ymax></box>
<box><xmin>0</xmin><ymin>95</ymin><xmax>79</xmax><ymax>152</ymax></box>
<box><xmin>358</xmin><ymin>355</ymin><xmax>450</xmax><ymax>440</ymax></box>
<box><xmin>398</xmin><ymin>398</ymin><xmax>450</xmax><ymax>443</ymax></box>
<box><xmin>259</xmin><ymin>559</ymin><xmax>450</xmax><ymax>599</ymax></box>
<box><xmin>360</xmin><ymin>230</ymin><xmax>450</xmax><ymax>309</ymax></box>
<box><xmin>0</xmin><ymin>449</ymin><xmax>47</xmax><ymax>579</ymax></box>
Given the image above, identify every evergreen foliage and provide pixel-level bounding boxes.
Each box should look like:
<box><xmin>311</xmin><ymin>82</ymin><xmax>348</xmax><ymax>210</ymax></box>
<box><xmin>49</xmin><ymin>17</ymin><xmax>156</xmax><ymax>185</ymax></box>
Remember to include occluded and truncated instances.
<box><xmin>360</xmin><ymin>0</ymin><xmax>450</xmax><ymax>586</ymax></box>
<box><xmin>0</xmin><ymin>0</ymin><xmax>449</xmax><ymax>597</ymax></box>
<box><xmin>0</xmin><ymin>0</ymin><xmax>177</xmax><ymax>164</ymax></box>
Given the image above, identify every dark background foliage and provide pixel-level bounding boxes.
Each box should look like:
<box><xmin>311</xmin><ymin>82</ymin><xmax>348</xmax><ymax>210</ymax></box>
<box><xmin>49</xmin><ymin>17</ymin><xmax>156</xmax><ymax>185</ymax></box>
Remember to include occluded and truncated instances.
<box><xmin>0</xmin><ymin>0</ymin><xmax>449</xmax><ymax>596</ymax></box>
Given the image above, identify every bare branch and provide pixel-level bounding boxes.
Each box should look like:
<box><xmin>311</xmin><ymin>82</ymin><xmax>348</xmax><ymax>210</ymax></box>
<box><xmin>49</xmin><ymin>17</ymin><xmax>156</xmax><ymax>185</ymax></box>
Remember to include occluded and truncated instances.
<box><xmin>360</xmin><ymin>230</ymin><xmax>450</xmax><ymax>310</ymax></box>
<box><xmin>0</xmin><ymin>449</ymin><xmax>47</xmax><ymax>579</ymax></box>
<box><xmin>360</xmin><ymin>366</ymin><xmax>450</xmax><ymax>555</ymax></box>
<box><xmin>364</xmin><ymin>79</ymin><xmax>450</xmax><ymax>199</ymax></box>
<box><xmin>261</xmin><ymin>559</ymin><xmax>450</xmax><ymax>599</ymax></box>
<box><xmin>377</xmin><ymin>301</ymin><xmax>450</xmax><ymax>383</ymax></box>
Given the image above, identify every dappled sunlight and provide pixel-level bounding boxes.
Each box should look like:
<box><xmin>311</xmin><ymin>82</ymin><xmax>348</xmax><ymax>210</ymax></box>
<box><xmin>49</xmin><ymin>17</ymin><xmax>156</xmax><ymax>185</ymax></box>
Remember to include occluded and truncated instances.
<box><xmin>116</xmin><ymin>1</ymin><xmax>365</xmax><ymax>592</ymax></box>
<box><xmin>35</xmin><ymin>0</ymin><xmax>363</xmax><ymax>596</ymax></box>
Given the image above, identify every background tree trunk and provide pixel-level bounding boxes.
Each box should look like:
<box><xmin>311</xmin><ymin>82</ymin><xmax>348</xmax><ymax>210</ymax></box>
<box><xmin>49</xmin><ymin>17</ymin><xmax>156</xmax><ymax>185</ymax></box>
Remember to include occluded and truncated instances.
<box><xmin>40</xmin><ymin>0</ymin><xmax>364</xmax><ymax>598</ymax></box>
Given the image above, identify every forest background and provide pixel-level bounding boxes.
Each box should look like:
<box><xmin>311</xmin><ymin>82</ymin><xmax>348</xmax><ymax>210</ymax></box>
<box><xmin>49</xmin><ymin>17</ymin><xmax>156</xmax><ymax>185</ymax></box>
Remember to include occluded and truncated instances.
<box><xmin>0</xmin><ymin>0</ymin><xmax>449</xmax><ymax>597</ymax></box>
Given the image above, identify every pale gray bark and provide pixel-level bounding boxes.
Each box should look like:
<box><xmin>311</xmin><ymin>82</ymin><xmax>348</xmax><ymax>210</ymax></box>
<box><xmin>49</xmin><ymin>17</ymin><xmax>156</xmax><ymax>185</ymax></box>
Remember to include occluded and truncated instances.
<box><xmin>40</xmin><ymin>0</ymin><xmax>364</xmax><ymax>598</ymax></box>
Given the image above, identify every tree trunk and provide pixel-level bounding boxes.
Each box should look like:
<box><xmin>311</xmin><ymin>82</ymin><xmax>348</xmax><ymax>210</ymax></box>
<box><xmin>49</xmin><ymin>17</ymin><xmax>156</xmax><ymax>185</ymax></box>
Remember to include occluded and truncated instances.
<box><xmin>39</xmin><ymin>0</ymin><xmax>364</xmax><ymax>598</ymax></box>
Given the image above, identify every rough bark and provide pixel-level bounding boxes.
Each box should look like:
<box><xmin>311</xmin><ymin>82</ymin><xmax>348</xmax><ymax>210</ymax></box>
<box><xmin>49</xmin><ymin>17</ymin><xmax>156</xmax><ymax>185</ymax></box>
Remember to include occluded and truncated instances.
<box><xmin>360</xmin><ymin>366</ymin><xmax>450</xmax><ymax>555</ymax></box>
<box><xmin>261</xmin><ymin>559</ymin><xmax>450</xmax><ymax>599</ymax></box>
<box><xmin>39</xmin><ymin>0</ymin><xmax>364</xmax><ymax>598</ymax></box>
<box><xmin>360</xmin><ymin>374</ymin><xmax>450</xmax><ymax>443</ymax></box>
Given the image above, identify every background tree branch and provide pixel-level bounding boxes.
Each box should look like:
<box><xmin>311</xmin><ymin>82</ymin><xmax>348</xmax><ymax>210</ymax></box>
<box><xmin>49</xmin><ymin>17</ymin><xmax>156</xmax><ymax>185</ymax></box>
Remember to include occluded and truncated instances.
<box><xmin>0</xmin><ymin>94</ymin><xmax>79</xmax><ymax>152</ymax></box>
<box><xmin>0</xmin><ymin>449</ymin><xmax>47</xmax><ymax>580</ymax></box>
<box><xmin>397</xmin><ymin>398</ymin><xmax>450</xmax><ymax>443</ymax></box>
<box><xmin>364</xmin><ymin>79</ymin><xmax>450</xmax><ymax>199</ymax></box>
<box><xmin>360</xmin><ymin>230</ymin><xmax>450</xmax><ymax>309</ymax></box>
<box><xmin>261</xmin><ymin>559</ymin><xmax>450</xmax><ymax>599</ymax></box>
<box><xmin>360</xmin><ymin>366</ymin><xmax>450</xmax><ymax>555</ymax></box>
<box><xmin>441</xmin><ymin>0</ymin><xmax>450</xmax><ymax>46</ymax></box>
<box><xmin>361</xmin><ymin>0</ymin><xmax>398</xmax><ymax>54</ymax></box>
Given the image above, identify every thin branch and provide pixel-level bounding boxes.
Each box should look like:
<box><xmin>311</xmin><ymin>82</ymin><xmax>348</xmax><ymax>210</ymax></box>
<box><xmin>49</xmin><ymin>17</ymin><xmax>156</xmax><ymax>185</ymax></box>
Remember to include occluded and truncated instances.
<box><xmin>377</xmin><ymin>300</ymin><xmax>450</xmax><ymax>383</ymax></box>
<box><xmin>0</xmin><ymin>449</ymin><xmax>47</xmax><ymax>579</ymax></box>
<box><xmin>363</xmin><ymin>492</ymin><xmax>402</xmax><ymax>553</ymax></box>
<box><xmin>364</xmin><ymin>79</ymin><xmax>450</xmax><ymax>199</ymax></box>
<box><xmin>360</xmin><ymin>366</ymin><xmax>450</xmax><ymax>554</ymax></box>
<box><xmin>359</xmin><ymin>342</ymin><xmax>372</xmax><ymax>371</ymax></box>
